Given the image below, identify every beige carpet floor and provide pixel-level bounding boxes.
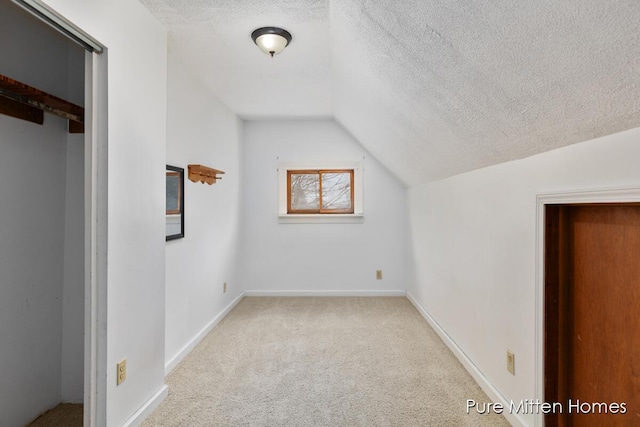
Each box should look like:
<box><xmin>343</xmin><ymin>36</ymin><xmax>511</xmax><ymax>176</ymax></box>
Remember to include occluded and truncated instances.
<box><xmin>143</xmin><ymin>297</ymin><xmax>509</xmax><ymax>426</ymax></box>
<box><xmin>27</xmin><ymin>403</ymin><xmax>82</xmax><ymax>426</ymax></box>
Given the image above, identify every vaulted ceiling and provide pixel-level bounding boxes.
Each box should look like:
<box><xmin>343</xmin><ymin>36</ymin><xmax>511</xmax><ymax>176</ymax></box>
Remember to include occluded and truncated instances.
<box><xmin>140</xmin><ymin>0</ymin><xmax>640</xmax><ymax>187</ymax></box>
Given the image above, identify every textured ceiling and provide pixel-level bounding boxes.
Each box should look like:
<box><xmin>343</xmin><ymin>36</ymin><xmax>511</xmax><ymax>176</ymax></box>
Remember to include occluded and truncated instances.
<box><xmin>140</xmin><ymin>0</ymin><xmax>333</xmax><ymax>119</ymax></box>
<box><xmin>140</xmin><ymin>0</ymin><xmax>640</xmax><ymax>186</ymax></box>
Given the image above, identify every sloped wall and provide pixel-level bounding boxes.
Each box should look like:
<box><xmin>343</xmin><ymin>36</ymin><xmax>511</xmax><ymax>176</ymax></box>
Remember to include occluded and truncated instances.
<box><xmin>407</xmin><ymin>126</ymin><xmax>640</xmax><ymax>427</ymax></box>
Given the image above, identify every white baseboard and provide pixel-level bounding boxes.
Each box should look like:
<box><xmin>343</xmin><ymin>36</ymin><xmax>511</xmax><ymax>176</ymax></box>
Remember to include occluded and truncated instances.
<box><xmin>122</xmin><ymin>384</ymin><xmax>168</xmax><ymax>427</ymax></box>
<box><xmin>406</xmin><ymin>292</ymin><xmax>525</xmax><ymax>427</ymax></box>
<box><xmin>244</xmin><ymin>290</ymin><xmax>407</xmax><ymax>297</ymax></box>
<box><xmin>164</xmin><ymin>292</ymin><xmax>245</xmax><ymax>375</ymax></box>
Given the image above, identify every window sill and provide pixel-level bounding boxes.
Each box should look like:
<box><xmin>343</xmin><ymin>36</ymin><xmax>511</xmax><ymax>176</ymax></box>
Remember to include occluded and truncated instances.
<box><xmin>278</xmin><ymin>214</ymin><xmax>364</xmax><ymax>224</ymax></box>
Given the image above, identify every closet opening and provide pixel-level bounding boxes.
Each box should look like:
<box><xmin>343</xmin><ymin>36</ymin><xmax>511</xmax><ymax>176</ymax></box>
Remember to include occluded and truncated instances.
<box><xmin>1</xmin><ymin>1</ymin><xmax>107</xmax><ymax>426</ymax></box>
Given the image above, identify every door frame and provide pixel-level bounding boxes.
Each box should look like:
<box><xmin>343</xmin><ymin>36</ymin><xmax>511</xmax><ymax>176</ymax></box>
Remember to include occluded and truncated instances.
<box><xmin>535</xmin><ymin>186</ymin><xmax>640</xmax><ymax>427</ymax></box>
<box><xmin>84</xmin><ymin>49</ymin><xmax>108</xmax><ymax>427</ymax></box>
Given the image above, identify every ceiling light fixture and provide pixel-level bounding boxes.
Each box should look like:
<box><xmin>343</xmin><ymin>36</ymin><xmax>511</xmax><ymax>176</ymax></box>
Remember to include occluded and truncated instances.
<box><xmin>251</xmin><ymin>27</ymin><xmax>292</xmax><ymax>57</ymax></box>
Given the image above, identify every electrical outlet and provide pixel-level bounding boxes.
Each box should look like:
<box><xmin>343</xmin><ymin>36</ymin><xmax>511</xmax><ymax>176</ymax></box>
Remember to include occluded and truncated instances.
<box><xmin>223</xmin><ymin>282</ymin><xmax>227</xmax><ymax>293</ymax></box>
<box><xmin>376</xmin><ymin>270</ymin><xmax>382</xmax><ymax>280</ymax></box>
<box><xmin>507</xmin><ymin>350</ymin><xmax>515</xmax><ymax>375</ymax></box>
<box><xmin>117</xmin><ymin>359</ymin><xmax>127</xmax><ymax>385</ymax></box>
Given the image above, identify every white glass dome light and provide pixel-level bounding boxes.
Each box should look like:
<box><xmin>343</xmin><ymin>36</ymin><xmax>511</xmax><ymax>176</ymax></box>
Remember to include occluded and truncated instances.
<box><xmin>251</xmin><ymin>27</ymin><xmax>292</xmax><ymax>57</ymax></box>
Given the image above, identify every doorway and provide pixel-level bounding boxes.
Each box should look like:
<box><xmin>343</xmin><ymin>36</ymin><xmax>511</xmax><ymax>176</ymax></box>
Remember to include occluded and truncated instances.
<box><xmin>1</xmin><ymin>1</ymin><xmax>108</xmax><ymax>426</ymax></box>
<box><xmin>544</xmin><ymin>203</ymin><xmax>640</xmax><ymax>426</ymax></box>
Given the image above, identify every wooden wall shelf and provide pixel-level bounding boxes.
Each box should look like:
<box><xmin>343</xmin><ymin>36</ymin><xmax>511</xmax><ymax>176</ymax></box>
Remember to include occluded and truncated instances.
<box><xmin>0</xmin><ymin>74</ymin><xmax>84</xmax><ymax>133</ymax></box>
<box><xmin>188</xmin><ymin>164</ymin><xmax>225</xmax><ymax>185</ymax></box>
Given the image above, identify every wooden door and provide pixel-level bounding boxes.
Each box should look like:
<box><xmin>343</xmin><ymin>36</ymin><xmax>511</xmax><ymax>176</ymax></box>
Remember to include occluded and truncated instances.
<box><xmin>545</xmin><ymin>204</ymin><xmax>640</xmax><ymax>426</ymax></box>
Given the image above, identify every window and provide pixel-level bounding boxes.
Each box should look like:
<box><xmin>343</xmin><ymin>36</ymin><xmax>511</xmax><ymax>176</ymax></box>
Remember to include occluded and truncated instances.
<box><xmin>278</xmin><ymin>162</ymin><xmax>363</xmax><ymax>223</ymax></box>
<box><xmin>287</xmin><ymin>169</ymin><xmax>354</xmax><ymax>214</ymax></box>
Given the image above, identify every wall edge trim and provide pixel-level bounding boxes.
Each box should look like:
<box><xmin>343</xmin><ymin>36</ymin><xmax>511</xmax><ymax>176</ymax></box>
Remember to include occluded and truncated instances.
<box><xmin>121</xmin><ymin>384</ymin><xmax>168</xmax><ymax>427</ymax></box>
<box><xmin>406</xmin><ymin>292</ymin><xmax>526</xmax><ymax>427</ymax></box>
<box><xmin>164</xmin><ymin>291</ymin><xmax>245</xmax><ymax>376</ymax></box>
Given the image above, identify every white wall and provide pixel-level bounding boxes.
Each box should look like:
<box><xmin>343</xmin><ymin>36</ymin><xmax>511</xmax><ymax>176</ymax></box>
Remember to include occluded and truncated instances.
<box><xmin>43</xmin><ymin>0</ymin><xmax>168</xmax><ymax>425</ymax></box>
<box><xmin>407</xmin><ymin>126</ymin><xmax>640</xmax><ymax>426</ymax></box>
<box><xmin>61</xmin><ymin>37</ymin><xmax>87</xmax><ymax>405</ymax></box>
<box><xmin>164</xmin><ymin>53</ymin><xmax>243</xmax><ymax>370</ymax></box>
<box><xmin>0</xmin><ymin>2</ymin><xmax>84</xmax><ymax>425</ymax></box>
<box><xmin>0</xmin><ymin>115</ymin><xmax>67</xmax><ymax>427</ymax></box>
<box><xmin>61</xmin><ymin>136</ymin><xmax>85</xmax><ymax>403</ymax></box>
<box><xmin>240</xmin><ymin>120</ymin><xmax>408</xmax><ymax>294</ymax></box>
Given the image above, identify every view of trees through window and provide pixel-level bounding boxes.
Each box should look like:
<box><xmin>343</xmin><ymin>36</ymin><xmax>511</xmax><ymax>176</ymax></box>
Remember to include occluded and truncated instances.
<box><xmin>288</xmin><ymin>170</ymin><xmax>354</xmax><ymax>214</ymax></box>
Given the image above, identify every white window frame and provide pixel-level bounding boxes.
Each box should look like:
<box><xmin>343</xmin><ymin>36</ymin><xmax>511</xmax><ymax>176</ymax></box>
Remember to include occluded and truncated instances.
<box><xmin>278</xmin><ymin>162</ymin><xmax>364</xmax><ymax>224</ymax></box>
